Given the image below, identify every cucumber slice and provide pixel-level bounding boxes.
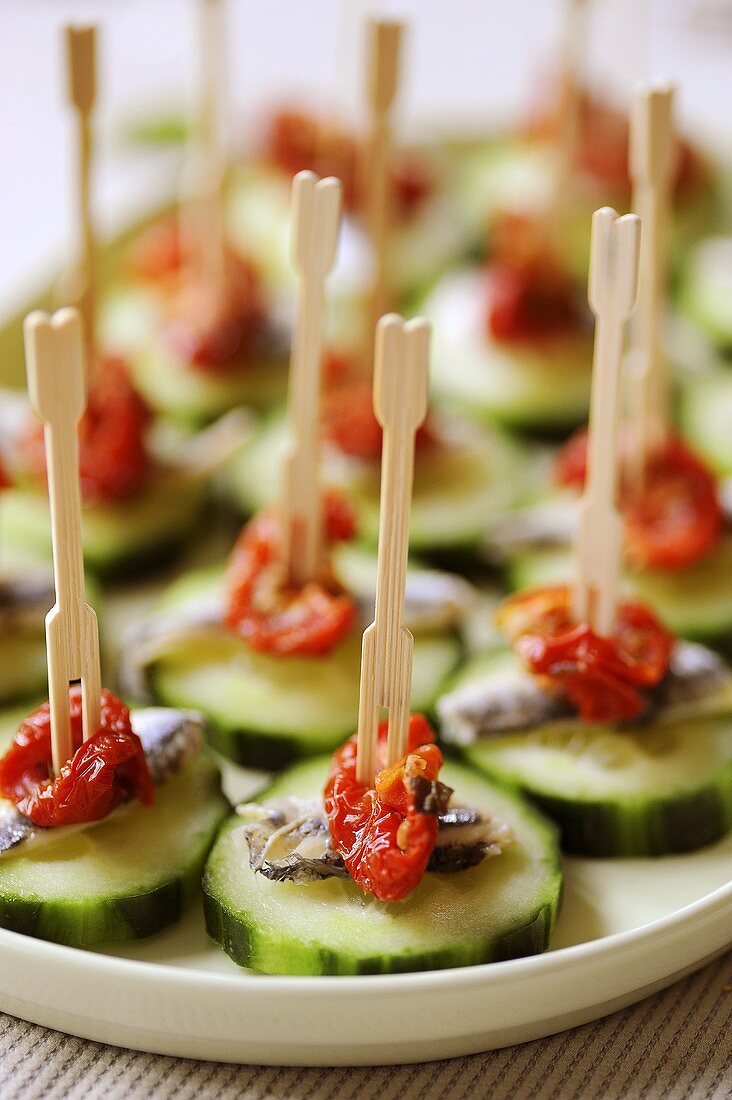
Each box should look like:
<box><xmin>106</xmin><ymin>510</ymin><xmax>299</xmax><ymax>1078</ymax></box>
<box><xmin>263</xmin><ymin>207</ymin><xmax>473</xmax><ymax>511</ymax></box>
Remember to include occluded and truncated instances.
<box><xmin>458</xmin><ymin>140</ymin><xmax>716</xmax><ymax>286</ymax></box>
<box><xmin>203</xmin><ymin>757</ymin><xmax>562</xmax><ymax>975</ymax></box>
<box><xmin>452</xmin><ymin>650</ymin><xmax>732</xmax><ymax>857</ymax></box>
<box><xmin>423</xmin><ymin>270</ymin><xmax>592</xmax><ymax>432</ymax></box>
<box><xmin>149</xmin><ymin>567</ymin><xmax>462</xmax><ymax>768</ymax></box>
<box><xmin>678</xmin><ymin>237</ymin><xmax>732</xmax><ymax>351</ymax></box>
<box><xmin>1</xmin><ymin>473</ymin><xmax>205</xmax><ymax>577</ymax></box>
<box><xmin>679</xmin><ymin>369</ymin><xmax>732</xmax><ymax>477</ymax></box>
<box><xmin>127</xmin><ymin>330</ymin><xmax>288</xmax><ymax>428</ymax></box>
<box><xmin>0</xmin><ymin>754</ymin><xmax>229</xmax><ymax>947</ymax></box>
<box><xmin>225</xmin><ymin>412</ymin><xmax>530</xmax><ymax>554</ymax></box>
<box><xmin>508</xmin><ymin>536</ymin><xmax>732</xmax><ymax>643</ymax></box>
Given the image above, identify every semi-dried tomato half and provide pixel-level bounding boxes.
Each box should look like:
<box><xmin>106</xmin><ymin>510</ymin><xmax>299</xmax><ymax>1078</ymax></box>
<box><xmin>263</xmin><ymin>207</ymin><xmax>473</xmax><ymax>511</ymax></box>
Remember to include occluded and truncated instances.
<box><xmin>225</xmin><ymin>492</ymin><xmax>358</xmax><ymax>656</ymax></box>
<box><xmin>324</xmin><ymin>713</ymin><xmax>450</xmax><ymax>902</ymax></box>
<box><xmin>486</xmin><ymin>215</ymin><xmax>583</xmax><ymax>343</ymax></box>
<box><xmin>263</xmin><ymin>108</ymin><xmax>433</xmax><ymax>218</ymax></box>
<box><xmin>528</xmin><ymin>84</ymin><xmax>706</xmax><ymax>199</ymax></box>
<box><xmin>497</xmin><ymin>584</ymin><xmax>674</xmax><ymax>723</ymax></box>
<box><xmin>322</xmin><ymin>378</ymin><xmax>437</xmax><ymax>462</ymax></box>
<box><xmin>164</xmin><ymin>254</ymin><xmax>266</xmax><ymax>373</ymax></box>
<box><xmin>555</xmin><ymin>431</ymin><xmax>722</xmax><ymax>571</ymax></box>
<box><xmin>21</xmin><ymin>356</ymin><xmax>151</xmax><ymax>505</ymax></box>
<box><xmin>128</xmin><ymin>217</ymin><xmax>184</xmax><ymax>282</ymax></box>
<box><xmin>0</xmin><ymin>686</ymin><xmax>154</xmax><ymax>827</ymax></box>
<box><xmin>623</xmin><ymin>439</ymin><xmax>722</xmax><ymax>571</ymax></box>
<box><xmin>0</xmin><ymin>458</ymin><xmax>10</xmax><ymax>491</ymax></box>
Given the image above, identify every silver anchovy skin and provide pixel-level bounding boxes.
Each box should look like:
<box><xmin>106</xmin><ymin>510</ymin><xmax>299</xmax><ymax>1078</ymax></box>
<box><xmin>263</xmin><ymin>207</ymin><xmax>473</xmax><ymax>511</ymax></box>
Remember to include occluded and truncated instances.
<box><xmin>235</xmin><ymin>797</ymin><xmax>511</xmax><ymax>885</ymax></box>
<box><xmin>0</xmin><ymin>708</ymin><xmax>204</xmax><ymax>858</ymax></box>
<box><xmin>438</xmin><ymin>642</ymin><xmax>731</xmax><ymax>746</ymax></box>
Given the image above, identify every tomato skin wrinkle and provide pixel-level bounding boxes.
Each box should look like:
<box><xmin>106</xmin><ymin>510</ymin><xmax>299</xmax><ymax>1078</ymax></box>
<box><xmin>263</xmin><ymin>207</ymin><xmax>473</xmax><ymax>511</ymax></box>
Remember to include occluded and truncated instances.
<box><xmin>556</xmin><ymin>431</ymin><xmax>722</xmax><ymax>571</ymax></box>
<box><xmin>0</xmin><ymin>686</ymin><xmax>154</xmax><ymax>828</ymax></box>
<box><xmin>225</xmin><ymin>492</ymin><xmax>358</xmax><ymax>657</ymax></box>
<box><xmin>324</xmin><ymin>714</ymin><xmax>445</xmax><ymax>903</ymax></box>
<box><xmin>499</xmin><ymin>585</ymin><xmax>674</xmax><ymax>723</ymax></box>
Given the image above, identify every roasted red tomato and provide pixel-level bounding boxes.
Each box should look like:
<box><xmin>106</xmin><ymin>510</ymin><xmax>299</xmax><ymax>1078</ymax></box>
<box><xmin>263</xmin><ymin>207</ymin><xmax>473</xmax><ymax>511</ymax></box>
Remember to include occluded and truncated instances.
<box><xmin>263</xmin><ymin>108</ymin><xmax>433</xmax><ymax>218</ymax></box>
<box><xmin>324</xmin><ymin>713</ymin><xmax>449</xmax><ymax>902</ymax></box>
<box><xmin>528</xmin><ymin>83</ymin><xmax>706</xmax><ymax>199</ymax></box>
<box><xmin>21</xmin><ymin>356</ymin><xmax>151</xmax><ymax>504</ymax></box>
<box><xmin>0</xmin><ymin>458</ymin><xmax>10</xmax><ymax>491</ymax></box>
<box><xmin>164</xmin><ymin>254</ymin><xmax>266</xmax><ymax>373</ymax></box>
<box><xmin>556</xmin><ymin>431</ymin><xmax>722</xmax><ymax>571</ymax></box>
<box><xmin>225</xmin><ymin>492</ymin><xmax>358</xmax><ymax>656</ymax></box>
<box><xmin>322</xmin><ymin>378</ymin><xmax>437</xmax><ymax>462</ymax></box>
<box><xmin>487</xmin><ymin>214</ymin><xmax>583</xmax><ymax>343</ymax></box>
<box><xmin>0</xmin><ymin>686</ymin><xmax>154</xmax><ymax>827</ymax></box>
<box><xmin>498</xmin><ymin>584</ymin><xmax>674</xmax><ymax>723</ymax></box>
<box><xmin>129</xmin><ymin>217</ymin><xmax>184</xmax><ymax>282</ymax></box>
<box><xmin>624</xmin><ymin>438</ymin><xmax>723</xmax><ymax>571</ymax></box>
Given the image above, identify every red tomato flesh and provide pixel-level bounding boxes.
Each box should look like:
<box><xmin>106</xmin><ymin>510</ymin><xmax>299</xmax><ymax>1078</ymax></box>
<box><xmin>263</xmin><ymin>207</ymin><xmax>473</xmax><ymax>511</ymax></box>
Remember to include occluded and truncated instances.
<box><xmin>0</xmin><ymin>686</ymin><xmax>154</xmax><ymax>827</ymax></box>
<box><xmin>324</xmin><ymin>714</ymin><xmax>445</xmax><ymax>902</ymax></box>
<box><xmin>225</xmin><ymin>492</ymin><xmax>357</xmax><ymax>656</ymax></box>
<box><xmin>498</xmin><ymin>585</ymin><xmax>674</xmax><ymax>723</ymax></box>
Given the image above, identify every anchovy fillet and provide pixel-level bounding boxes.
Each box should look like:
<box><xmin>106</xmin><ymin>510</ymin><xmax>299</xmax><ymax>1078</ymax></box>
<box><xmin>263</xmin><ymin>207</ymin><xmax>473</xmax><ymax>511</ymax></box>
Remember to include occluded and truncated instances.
<box><xmin>438</xmin><ymin>642</ymin><xmax>732</xmax><ymax>746</ymax></box>
<box><xmin>235</xmin><ymin>796</ymin><xmax>512</xmax><ymax>885</ymax></box>
<box><xmin>0</xmin><ymin>707</ymin><xmax>204</xmax><ymax>858</ymax></box>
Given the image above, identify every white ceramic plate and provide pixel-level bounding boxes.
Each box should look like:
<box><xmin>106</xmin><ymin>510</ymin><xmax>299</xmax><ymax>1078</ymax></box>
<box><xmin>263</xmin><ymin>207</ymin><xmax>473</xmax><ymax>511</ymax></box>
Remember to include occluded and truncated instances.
<box><xmin>1</xmin><ymin>757</ymin><xmax>730</xmax><ymax>1066</ymax></box>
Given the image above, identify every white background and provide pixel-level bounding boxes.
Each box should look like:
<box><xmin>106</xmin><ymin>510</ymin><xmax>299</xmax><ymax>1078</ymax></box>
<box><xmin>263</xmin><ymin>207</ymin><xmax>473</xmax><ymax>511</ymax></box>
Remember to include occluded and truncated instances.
<box><xmin>1</xmin><ymin>0</ymin><xmax>730</xmax><ymax>306</ymax></box>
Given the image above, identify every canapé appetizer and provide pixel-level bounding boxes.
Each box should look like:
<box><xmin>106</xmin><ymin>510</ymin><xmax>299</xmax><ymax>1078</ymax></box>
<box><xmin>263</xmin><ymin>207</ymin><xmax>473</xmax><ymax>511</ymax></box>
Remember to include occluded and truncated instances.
<box><xmin>0</xmin><ymin>309</ymin><xmax>227</xmax><ymax>947</ymax></box>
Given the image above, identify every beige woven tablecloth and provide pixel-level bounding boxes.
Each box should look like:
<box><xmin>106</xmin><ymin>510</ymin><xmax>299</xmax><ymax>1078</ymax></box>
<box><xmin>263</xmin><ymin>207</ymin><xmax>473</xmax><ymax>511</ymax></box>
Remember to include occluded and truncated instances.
<box><xmin>1</xmin><ymin>949</ymin><xmax>730</xmax><ymax>1100</ymax></box>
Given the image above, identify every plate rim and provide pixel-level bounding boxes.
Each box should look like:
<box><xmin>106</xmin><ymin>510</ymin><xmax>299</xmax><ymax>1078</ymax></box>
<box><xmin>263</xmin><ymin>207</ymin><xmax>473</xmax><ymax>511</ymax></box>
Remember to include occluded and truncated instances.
<box><xmin>1</xmin><ymin>874</ymin><xmax>729</xmax><ymax>997</ymax></box>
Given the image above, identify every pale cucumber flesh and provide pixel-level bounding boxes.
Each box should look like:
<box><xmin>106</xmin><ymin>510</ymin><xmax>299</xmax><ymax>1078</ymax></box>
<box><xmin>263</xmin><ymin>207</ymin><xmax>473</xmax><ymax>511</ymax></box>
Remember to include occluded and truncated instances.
<box><xmin>203</xmin><ymin>756</ymin><xmax>562</xmax><ymax>974</ymax></box>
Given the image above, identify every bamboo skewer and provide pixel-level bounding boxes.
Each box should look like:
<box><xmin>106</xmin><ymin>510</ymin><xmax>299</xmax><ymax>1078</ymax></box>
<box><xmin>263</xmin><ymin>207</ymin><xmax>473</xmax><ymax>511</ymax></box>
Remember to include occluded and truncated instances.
<box><xmin>573</xmin><ymin>208</ymin><xmax>641</xmax><ymax>636</ymax></box>
<box><xmin>551</xmin><ymin>0</ymin><xmax>587</xmax><ymax>240</ymax></box>
<box><xmin>24</xmin><ymin>309</ymin><xmax>102</xmax><ymax>777</ymax></box>
<box><xmin>65</xmin><ymin>25</ymin><xmax>97</xmax><ymax>361</ymax></box>
<box><xmin>280</xmin><ymin>171</ymin><xmax>343</xmax><ymax>589</ymax></box>
<box><xmin>627</xmin><ymin>81</ymin><xmax>676</xmax><ymax>487</ymax></box>
<box><xmin>363</xmin><ymin>19</ymin><xmax>404</xmax><ymax>342</ymax></box>
<box><xmin>182</xmin><ymin>0</ymin><xmax>228</xmax><ymax>289</ymax></box>
<box><xmin>356</xmin><ymin>315</ymin><xmax>430</xmax><ymax>785</ymax></box>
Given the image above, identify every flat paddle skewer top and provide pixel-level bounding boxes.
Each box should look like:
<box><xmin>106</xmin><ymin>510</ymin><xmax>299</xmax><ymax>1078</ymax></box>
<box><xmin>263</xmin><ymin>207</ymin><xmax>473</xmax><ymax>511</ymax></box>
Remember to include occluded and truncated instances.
<box><xmin>363</xmin><ymin>19</ymin><xmax>404</xmax><ymax>341</ymax></box>
<box><xmin>627</xmin><ymin>81</ymin><xmax>676</xmax><ymax>486</ymax></box>
<box><xmin>64</xmin><ymin>24</ymin><xmax>97</xmax><ymax>361</ymax></box>
<box><xmin>356</xmin><ymin>315</ymin><xmax>430</xmax><ymax>786</ymax></box>
<box><xmin>280</xmin><ymin>171</ymin><xmax>343</xmax><ymax>589</ymax></box>
<box><xmin>574</xmin><ymin>208</ymin><xmax>641</xmax><ymax>637</ymax></box>
<box><xmin>24</xmin><ymin>309</ymin><xmax>102</xmax><ymax>777</ymax></box>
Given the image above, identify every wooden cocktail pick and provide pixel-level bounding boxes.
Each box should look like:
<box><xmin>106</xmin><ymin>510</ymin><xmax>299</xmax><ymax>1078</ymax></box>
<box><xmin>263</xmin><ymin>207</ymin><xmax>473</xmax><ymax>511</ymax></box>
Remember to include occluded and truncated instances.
<box><xmin>363</xmin><ymin>19</ymin><xmax>404</xmax><ymax>340</ymax></box>
<box><xmin>573</xmin><ymin>208</ymin><xmax>641</xmax><ymax>636</ymax></box>
<box><xmin>627</xmin><ymin>80</ymin><xmax>676</xmax><ymax>487</ymax></box>
<box><xmin>356</xmin><ymin>314</ymin><xmax>430</xmax><ymax>785</ymax></box>
<box><xmin>280</xmin><ymin>171</ymin><xmax>343</xmax><ymax>589</ymax></box>
<box><xmin>64</xmin><ymin>25</ymin><xmax>97</xmax><ymax>360</ymax></box>
<box><xmin>551</xmin><ymin>0</ymin><xmax>587</xmax><ymax>238</ymax></box>
<box><xmin>24</xmin><ymin>309</ymin><xmax>102</xmax><ymax>776</ymax></box>
<box><xmin>181</xmin><ymin>0</ymin><xmax>228</xmax><ymax>289</ymax></box>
